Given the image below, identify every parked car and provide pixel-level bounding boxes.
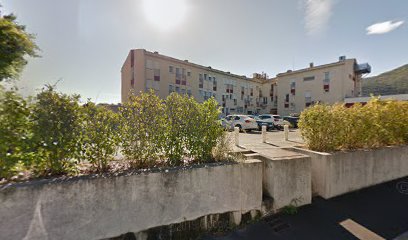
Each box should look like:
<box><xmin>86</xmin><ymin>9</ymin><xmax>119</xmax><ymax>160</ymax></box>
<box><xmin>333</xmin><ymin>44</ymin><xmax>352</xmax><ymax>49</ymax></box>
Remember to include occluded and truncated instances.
<box><xmin>225</xmin><ymin>115</ymin><xmax>258</xmax><ymax>132</ymax></box>
<box><xmin>258</xmin><ymin>114</ymin><xmax>285</xmax><ymax>130</ymax></box>
<box><xmin>249</xmin><ymin>115</ymin><xmax>274</xmax><ymax>131</ymax></box>
<box><xmin>219</xmin><ymin>118</ymin><xmax>231</xmax><ymax>130</ymax></box>
<box><xmin>283</xmin><ymin>116</ymin><xmax>299</xmax><ymax>128</ymax></box>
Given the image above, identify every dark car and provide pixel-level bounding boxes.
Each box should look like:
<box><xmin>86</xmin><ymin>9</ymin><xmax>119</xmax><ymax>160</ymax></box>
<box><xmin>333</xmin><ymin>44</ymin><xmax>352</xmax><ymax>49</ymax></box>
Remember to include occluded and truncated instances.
<box><xmin>249</xmin><ymin>116</ymin><xmax>275</xmax><ymax>131</ymax></box>
<box><xmin>283</xmin><ymin>116</ymin><xmax>299</xmax><ymax>128</ymax></box>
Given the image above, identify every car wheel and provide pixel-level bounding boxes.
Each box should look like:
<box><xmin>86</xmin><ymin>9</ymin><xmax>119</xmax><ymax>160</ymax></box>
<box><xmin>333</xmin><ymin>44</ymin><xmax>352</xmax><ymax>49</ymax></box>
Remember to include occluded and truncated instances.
<box><xmin>235</xmin><ymin>124</ymin><xmax>242</xmax><ymax>132</ymax></box>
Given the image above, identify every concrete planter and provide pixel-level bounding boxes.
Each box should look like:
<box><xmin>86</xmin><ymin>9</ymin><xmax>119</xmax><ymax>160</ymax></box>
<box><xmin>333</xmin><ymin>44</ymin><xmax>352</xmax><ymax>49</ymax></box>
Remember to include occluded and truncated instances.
<box><xmin>290</xmin><ymin>145</ymin><xmax>408</xmax><ymax>199</ymax></box>
<box><xmin>0</xmin><ymin>160</ymin><xmax>262</xmax><ymax>240</ymax></box>
<box><xmin>242</xmin><ymin>148</ymin><xmax>312</xmax><ymax>211</ymax></box>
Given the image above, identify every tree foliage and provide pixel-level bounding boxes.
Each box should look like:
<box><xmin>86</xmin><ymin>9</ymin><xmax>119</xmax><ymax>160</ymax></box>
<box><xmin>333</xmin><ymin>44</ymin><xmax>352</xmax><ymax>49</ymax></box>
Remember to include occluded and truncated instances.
<box><xmin>0</xmin><ymin>87</ymin><xmax>34</xmax><ymax>178</ymax></box>
<box><xmin>0</xmin><ymin>12</ymin><xmax>39</xmax><ymax>81</ymax></box>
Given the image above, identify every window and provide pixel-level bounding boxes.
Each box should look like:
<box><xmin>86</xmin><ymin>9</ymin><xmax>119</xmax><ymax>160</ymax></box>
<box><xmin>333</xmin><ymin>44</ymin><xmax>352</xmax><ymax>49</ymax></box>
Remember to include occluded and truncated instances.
<box><xmin>250</xmin><ymin>88</ymin><xmax>253</xmax><ymax>96</ymax></box>
<box><xmin>175</xmin><ymin>86</ymin><xmax>180</xmax><ymax>93</ymax></box>
<box><xmin>181</xmin><ymin>88</ymin><xmax>186</xmax><ymax>95</ymax></box>
<box><xmin>169</xmin><ymin>66</ymin><xmax>174</xmax><ymax>73</ymax></box>
<box><xmin>324</xmin><ymin>72</ymin><xmax>330</xmax><ymax>80</ymax></box>
<box><xmin>187</xmin><ymin>71</ymin><xmax>191</xmax><ymax>77</ymax></box>
<box><xmin>290</xmin><ymin>81</ymin><xmax>296</xmax><ymax>95</ymax></box>
<box><xmin>225</xmin><ymin>84</ymin><xmax>233</xmax><ymax>93</ymax></box>
<box><xmin>305</xmin><ymin>92</ymin><xmax>312</xmax><ymax>107</ymax></box>
<box><xmin>284</xmin><ymin>94</ymin><xmax>289</xmax><ymax>108</ymax></box>
<box><xmin>323</xmin><ymin>72</ymin><xmax>330</xmax><ymax>92</ymax></box>
<box><xmin>270</xmin><ymin>84</ymin><xmax>274</xmax><ymax>97</ymax></box>
<box><xmin>204</xmin><ymin>74</ymin><xmax>207</xmax><ymax>80</ymax></box>
<box><xmin>263</xmin><ymin>97</ymin><xmax>268</xmax><ymax>104</ymax></box>
<box><xmin>199</xmin><ymin>74</ymin><xmax>204</xmax><ymax>88</ymax></box>
<box><xmin>169</xmin><ymin>85</ymin><xmax>174</xmax><ymax>94</ymax></box>
<box><xmin>213</xmin><ymin>77</ymin><xmax>217</xmax><ymax>91</ymax></box>
<box><xmin>187</xmin><ymin>89</ymin><xmax>192</xmax><ymax>96</ymax></box>
<box><xmin>175</xmin><ymin>68</ymin><xmax>181</xmax><ymax>84</ymax></box>
<box><xmin>154</xmin><ymin>69</ymin><xmax>160</xmax><ymax>81</ymax></box>
<box><xmin>303</xmin><ymin>76</ymin><xmax>315</xmax><ymax>81</ymax></box>
<box><xmin>146</xmin><ymin>60</ymin><xmax>153</xmax><ymax>69</ymax></box>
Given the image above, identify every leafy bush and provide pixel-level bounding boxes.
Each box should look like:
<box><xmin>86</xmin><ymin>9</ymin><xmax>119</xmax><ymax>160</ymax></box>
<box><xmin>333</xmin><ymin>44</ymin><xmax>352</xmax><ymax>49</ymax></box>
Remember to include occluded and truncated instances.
<box><xmin>81</xmin><ymin>102</ymin><xmax>120</xmax><ymax>171</ymax></box>
<box><xmin>31</xmin><ymin>85</ymin><xmax>84</xmax><ymax>175</ymax></box>
<box><xmin>0</xmin><ymin>87</ymin><xmax>229</xmax><ymax>181</ymax></box>
<box><xmin>188</xmin><ymin>97</ymin><xmax>224</xmax><ymax>163</ymax></box>
<box><xmin>299</xmin><ymin>98</ymin><xmax>408</xmax><ymax>152</ymax></box>
<box><xmin>163</xmin><ymin>93</ymin><xmax>224</xmax><ymax>165</ymax></box>
<box><xmin>119</xmin><ymin>90</ymin><xmax>167</xmax><ymax>167</ymax></box>
<box><xmin>0</xmin><ymin>88</ymin><xmax>34</xmax><ymax>179</ymax></box>
<box><xmin>163</xmin><ymin>93</ymin><xmax>196</xmax><ymax>165</ymax></box>
<box><xmin>120</xmin><ymin>91</ymin><xmax>225</xmax><ymax>167</ymax></box>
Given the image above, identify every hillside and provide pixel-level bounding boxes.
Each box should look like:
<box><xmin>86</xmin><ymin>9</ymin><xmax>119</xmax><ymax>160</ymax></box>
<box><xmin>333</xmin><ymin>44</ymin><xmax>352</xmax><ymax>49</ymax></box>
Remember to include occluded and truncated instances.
<box><xmin>362</xmin><ymin>64</ymin><xmax>408</xmax><ymax>96</ymax></box>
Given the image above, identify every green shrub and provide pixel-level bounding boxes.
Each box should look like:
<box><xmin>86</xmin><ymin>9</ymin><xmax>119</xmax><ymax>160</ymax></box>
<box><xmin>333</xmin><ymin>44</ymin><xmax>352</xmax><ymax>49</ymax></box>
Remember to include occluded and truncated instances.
<box><xmin>189</xmin><ymin>97</ymin><xmax>224</xmax><ymax>163</ymax></box>
<box><xmin>0</xmin><ymin>88</ymin><xmax>34</xmax><ymax>179</ymax></box>
<box><xmin>0</xmin><ymin>87</ymin><xmax>230</xmax><ymax>181</ymax></box>
<box><xmin>81</xmin><ymin>102</ymin><xmax>120</xmax><ymax>172</ymax></box>
<box><xmin>299</xmin><ymin>98</ymin><xmax>408</xmax><ymax>152</ymax></box>
<box><xmin>31</xmin><ymin>85</ymin><xmax>84</xmax><ymax>175</ymax></box>
<box><xmin>119</xmin><ymin>90</ymin><xmax>167</xmax><ymax>167</ymax></box>
<box><xmin>163</xmin><ymin>94</ymin><xmax>224</xmax><ymax>165</ymax></box>
<box><xmin>163</xmin><ymin>93</ymin><xmax>196</xmax><ymax>165</ymax></box>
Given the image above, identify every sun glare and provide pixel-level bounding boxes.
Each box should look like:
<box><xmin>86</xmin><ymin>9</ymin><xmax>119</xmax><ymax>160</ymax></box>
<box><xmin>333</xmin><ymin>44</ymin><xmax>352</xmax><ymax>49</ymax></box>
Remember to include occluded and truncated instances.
<box><xmin>143</xmin><ymin>0</ymin><xmax>188</xmax><ymax>31</ymax></box>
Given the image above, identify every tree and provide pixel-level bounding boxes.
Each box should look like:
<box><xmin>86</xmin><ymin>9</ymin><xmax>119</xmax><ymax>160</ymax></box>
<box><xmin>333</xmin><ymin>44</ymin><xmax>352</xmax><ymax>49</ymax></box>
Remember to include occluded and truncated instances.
<box><xmin>0</xmin><ymin>9</ymin><xmax>39</xmax><ymax>81</ymax></box>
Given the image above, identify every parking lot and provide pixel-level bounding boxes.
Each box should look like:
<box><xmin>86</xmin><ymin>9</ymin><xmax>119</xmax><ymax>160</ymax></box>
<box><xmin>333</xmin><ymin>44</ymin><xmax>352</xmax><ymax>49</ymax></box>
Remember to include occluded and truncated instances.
<box><xmin>227</xmin><ymin>128</ymin><xmax>304</xmax><ymax>150</ymax></box>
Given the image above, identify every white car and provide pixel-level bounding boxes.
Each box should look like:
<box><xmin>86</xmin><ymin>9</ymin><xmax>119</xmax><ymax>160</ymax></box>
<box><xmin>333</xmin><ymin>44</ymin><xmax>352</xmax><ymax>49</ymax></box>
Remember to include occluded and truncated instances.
<box><xmin>258</xmin><ymin>114</ymin><xmax>285</xmax><ymax>130</ymax></box>
<box><xmin>225</xmin><ymin>115</ymin><xmax>258</xmax><ymax>132</ymax></box>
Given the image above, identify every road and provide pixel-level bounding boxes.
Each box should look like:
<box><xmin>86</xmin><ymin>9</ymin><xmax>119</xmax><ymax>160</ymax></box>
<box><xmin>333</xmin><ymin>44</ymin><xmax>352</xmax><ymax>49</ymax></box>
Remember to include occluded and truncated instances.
<box><xmin>201</xmin><ymin>177</ymin><xmax>408</xmax><ymax>240</ymax></box>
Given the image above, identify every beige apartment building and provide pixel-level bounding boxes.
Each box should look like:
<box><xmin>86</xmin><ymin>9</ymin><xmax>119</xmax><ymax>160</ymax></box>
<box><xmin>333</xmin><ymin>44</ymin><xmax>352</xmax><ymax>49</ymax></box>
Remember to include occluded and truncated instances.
<box><xmin>121</xmin><ymin>49</ymin><xmax>277</xmax><ymax>115</ymax></box>
<box><xmin>121</xmin><ymin>49</ymin><xmax>370</xmax><ymax>116</ymax></box>
<box><xmin>276</xmin><ymin>57</ymin><xmax>371</xmax><ymax>116</ymax></box>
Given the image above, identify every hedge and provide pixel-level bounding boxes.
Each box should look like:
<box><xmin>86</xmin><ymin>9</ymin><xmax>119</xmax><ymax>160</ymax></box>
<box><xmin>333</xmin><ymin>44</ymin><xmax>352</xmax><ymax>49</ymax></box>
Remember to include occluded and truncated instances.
<box><xmin>298</xmin><ymin>97</ymin><xmax>408</xmax><ymax>152</ymax></box>
<box><xmin>0</xmin><ymin>87</ymin><xmax>229</xmax><ymax>181</ymax></box>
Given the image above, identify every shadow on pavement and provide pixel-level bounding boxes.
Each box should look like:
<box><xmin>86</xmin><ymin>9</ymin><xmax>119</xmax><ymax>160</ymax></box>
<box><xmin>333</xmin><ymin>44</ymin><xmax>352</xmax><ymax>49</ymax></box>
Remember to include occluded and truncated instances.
<box><xmin>202</xmin><ymin>177</ymin><xmax>408</xmax><ymax>240</ymax></box>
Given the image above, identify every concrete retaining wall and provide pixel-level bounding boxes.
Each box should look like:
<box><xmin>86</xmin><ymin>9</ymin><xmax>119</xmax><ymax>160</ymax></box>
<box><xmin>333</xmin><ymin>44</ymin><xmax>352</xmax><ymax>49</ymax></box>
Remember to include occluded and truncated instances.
<box><xmin>244</xmin><ymin>148</ymin><xmax>312</xmax><ymax>211</ymax></box>
<box><xmin>261</xmin><ymin>153</ymin><xmax>311</xmax><ymax>210</ymax></box>
<box><xmin>0</xmin><ymin>160</ymin><xmax>262</xmax><ymax>240</ymax></box>
<box><xmin>290</xmin><ymin>145</ymin><xmax>408</xmax><ymax>199</ymax></box>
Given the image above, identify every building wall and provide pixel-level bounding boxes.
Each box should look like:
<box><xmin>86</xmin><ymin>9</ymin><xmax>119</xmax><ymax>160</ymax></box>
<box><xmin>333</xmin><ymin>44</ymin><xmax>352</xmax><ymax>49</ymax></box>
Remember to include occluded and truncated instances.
<box><xmin>276</xmin><ymin>59</ymin><xmax>361</xmax><ymax>116</ymax></box>
<box><xmin>121</xmin><ymin>49</ymin><xmax>278</xmax><ymax>115</ymax></box>
<box><xmin>121</xmin><ymin>49</ymin><xmax>365</xmax><ymax>116</ymax></box>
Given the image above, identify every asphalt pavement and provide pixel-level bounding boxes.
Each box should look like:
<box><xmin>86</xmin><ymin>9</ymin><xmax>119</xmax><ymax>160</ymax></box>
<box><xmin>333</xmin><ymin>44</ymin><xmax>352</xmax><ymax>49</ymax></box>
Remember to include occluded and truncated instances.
<box><xmin>202</xmin><ymin>177</ymin><xmax>408</xmax><ymax>240</ymax></box>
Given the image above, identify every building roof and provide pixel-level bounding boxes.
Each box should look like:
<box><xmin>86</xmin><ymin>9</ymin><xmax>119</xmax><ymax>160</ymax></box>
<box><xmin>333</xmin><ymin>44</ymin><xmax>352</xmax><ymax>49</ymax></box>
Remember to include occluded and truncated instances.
<box><xmin>276</xmin><ymin>58</ymin><xmax>356</xmax><ymax>77</ymax></box>
<box><xmin>141</xmin><ymin>49</ymin><xmax>254</xmax><ymax>81</ymax></box>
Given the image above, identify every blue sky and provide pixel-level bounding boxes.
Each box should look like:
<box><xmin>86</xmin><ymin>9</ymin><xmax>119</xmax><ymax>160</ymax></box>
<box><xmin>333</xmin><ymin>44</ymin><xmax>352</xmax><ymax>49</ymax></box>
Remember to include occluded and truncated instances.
<box><xmin>2</xmin><ymin>0</ymin><xmax>407</xmax><ymax>103</ymax></box>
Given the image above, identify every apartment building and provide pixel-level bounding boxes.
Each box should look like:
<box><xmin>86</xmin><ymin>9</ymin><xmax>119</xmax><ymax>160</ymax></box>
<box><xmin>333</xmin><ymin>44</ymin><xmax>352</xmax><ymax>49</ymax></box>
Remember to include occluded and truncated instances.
<box><xmin>121</xmin><ymin>49</ymin><xmax>277</xmax><ymax>115</ymax></box>
<box><xmin>276</xmin><ymin>57</ymin><xmax>371</xmax><ymax>116</ymax></box>
<box><xmin>121</xmin><ymin>49</ymin><xmax>370</xmax><ymax>116</ymax></box>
